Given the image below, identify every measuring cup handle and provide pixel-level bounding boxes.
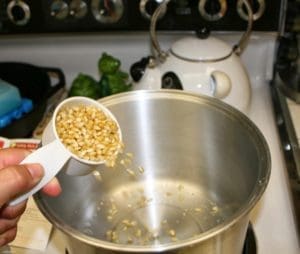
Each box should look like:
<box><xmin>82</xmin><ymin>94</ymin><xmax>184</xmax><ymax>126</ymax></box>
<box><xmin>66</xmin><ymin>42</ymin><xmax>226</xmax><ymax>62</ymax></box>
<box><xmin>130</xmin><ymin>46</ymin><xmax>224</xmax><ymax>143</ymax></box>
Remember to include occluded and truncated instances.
<box><xmin>9</xmin><ymin>139</ymin><xmax>70</xmax><ymax>206</ymax></box>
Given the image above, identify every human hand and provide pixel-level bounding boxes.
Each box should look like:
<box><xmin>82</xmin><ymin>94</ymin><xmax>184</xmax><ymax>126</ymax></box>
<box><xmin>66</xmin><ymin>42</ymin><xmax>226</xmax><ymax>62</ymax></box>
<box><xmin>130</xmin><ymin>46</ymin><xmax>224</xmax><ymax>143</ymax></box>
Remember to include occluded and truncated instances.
<box><xmin>0</xmin><ymin>148</ymin><xmax>62</xmax><ymax>246</ymax></box>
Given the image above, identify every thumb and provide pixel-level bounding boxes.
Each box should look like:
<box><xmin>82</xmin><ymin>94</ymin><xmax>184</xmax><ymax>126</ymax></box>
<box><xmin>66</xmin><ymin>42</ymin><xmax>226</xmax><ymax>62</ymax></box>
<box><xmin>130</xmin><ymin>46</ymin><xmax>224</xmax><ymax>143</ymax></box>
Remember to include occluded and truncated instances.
<box><xmin>0</xmin><ymin>164</ymin><xmax>44</xmax><ymax>206</ymax></box>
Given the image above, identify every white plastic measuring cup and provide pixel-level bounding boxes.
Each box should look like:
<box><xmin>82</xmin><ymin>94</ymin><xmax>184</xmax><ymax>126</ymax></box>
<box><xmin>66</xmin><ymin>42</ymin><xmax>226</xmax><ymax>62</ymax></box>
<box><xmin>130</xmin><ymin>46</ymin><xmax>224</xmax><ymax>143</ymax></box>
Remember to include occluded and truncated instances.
<box><xmin>9</xmin><ymin>96</ymin><xmax>122</xmax><ymax>206</ymax></box>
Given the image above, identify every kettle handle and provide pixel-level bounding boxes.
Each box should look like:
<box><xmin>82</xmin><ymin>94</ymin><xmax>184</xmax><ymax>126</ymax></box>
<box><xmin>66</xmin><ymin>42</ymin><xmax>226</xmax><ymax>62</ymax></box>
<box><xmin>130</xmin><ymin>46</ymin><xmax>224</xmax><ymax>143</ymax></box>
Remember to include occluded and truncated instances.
<box><xmin>150</xmin><ymin>0</ymin><xmax>253</xmax><ymax>62</ymax></box>
<box><xmin>150</xmin><ymin>0</ymin><xmax>170</xmax><ymax>62</ymax></box>
<box><xmin>211</xmin><ymin>71</ymin><xmax>232</xmax><ymax>99</ymax></box>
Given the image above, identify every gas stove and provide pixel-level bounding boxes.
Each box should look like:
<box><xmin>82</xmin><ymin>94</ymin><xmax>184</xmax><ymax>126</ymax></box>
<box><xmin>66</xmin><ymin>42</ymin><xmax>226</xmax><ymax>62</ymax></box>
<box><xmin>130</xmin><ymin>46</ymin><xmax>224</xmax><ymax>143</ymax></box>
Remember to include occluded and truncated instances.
<box><xmin>0</xmin><ymin>0</ymin><xmax>299</xmax><ymax>254</ymax></box>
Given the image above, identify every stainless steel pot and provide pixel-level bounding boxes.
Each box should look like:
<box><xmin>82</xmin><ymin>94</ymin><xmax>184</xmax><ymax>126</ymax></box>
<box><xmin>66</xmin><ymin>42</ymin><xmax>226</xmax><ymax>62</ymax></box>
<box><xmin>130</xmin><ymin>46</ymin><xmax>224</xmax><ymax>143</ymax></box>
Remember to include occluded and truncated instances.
<box><xmin>35</xmin><ymin>90</ymin><xmax>271</xmax><ymax>254</ymax></box>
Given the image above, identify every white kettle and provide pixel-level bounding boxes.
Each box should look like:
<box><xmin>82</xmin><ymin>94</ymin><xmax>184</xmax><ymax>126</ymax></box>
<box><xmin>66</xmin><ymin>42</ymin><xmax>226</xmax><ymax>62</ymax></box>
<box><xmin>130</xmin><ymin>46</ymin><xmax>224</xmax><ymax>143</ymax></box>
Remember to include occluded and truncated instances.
<box><xmin>130</xmin><ymin>0</ymin><xmax>253</xmax><ymax>113</ymax></box>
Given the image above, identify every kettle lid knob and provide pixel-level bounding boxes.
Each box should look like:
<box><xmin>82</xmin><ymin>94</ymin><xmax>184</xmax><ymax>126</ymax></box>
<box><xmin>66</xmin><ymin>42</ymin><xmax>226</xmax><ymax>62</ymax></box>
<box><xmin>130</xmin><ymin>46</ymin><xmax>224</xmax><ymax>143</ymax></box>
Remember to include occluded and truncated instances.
<box><xmin>196</xmin><ymin>27</ymin><xmax>210</xmax><ymax>39</ymax></box>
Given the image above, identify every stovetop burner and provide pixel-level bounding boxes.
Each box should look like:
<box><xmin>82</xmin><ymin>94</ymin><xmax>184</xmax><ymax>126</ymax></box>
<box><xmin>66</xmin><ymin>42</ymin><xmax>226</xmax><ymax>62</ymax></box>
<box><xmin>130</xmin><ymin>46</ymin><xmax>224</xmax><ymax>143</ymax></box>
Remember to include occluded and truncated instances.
<box><xmin>65</xmin><ymin>224</ymin><xmax>256</xmax><ymax>254</ymax></box>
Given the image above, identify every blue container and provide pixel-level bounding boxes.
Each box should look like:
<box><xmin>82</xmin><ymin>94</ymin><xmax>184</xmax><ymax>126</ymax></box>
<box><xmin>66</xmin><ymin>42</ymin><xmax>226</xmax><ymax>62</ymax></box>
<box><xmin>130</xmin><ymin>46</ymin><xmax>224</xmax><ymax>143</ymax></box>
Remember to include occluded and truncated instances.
<box><xmin>0</xmin><ymin>79</ymin><xmax>22</xmax><ymax>116</ymax></box>
<box><xmin>0</xmin><ymin>98</ymin><xmax>33</xmax><ymax>128</ymax></box>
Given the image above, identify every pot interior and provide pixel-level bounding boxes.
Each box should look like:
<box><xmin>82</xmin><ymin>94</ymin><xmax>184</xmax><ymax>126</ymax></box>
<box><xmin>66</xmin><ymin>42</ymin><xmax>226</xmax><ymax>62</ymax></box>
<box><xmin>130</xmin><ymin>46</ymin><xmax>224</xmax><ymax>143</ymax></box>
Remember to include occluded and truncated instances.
<box><xmin>36</xmin><ymin>90</ymin><xmax>270</xmax><ymax>251</ymax></box>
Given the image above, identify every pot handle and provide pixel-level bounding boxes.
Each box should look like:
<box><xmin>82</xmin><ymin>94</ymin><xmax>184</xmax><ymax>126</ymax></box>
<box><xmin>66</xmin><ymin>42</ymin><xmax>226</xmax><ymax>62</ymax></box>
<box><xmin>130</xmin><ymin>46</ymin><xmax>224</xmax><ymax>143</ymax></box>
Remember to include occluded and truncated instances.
<box><xmin>150</xmin><ymin>0</ymin><xmax>253</xmax><ymax>63</ymax></box>
<box><xmin>40</xmin><ymin>67</ymin><xmax>66</xmax><ymax>98</ymax></box>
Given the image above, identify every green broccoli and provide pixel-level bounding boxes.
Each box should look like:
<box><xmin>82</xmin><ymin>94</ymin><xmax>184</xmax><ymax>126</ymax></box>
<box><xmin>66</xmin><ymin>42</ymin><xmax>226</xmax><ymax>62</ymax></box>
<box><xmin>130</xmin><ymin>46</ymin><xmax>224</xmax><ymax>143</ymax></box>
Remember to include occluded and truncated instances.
<box><xmin>98</xmin><ymin>53</ymin><xmax>121</xmax><ymax>75</ymax></box>
<box><xmin>69</xmin><ymin>53</ymin><xmax>131</xmax><ymax>99</ymax></box>
<box><xmin>68</xmin><ymin>73</ymin><xmax>101</xmax><ymax>99</ymax></box>
<box><xmin>98</xmin><ymin>53</ymin><xmax>132</xmax><ymax>96</ymax></box>
<box><xmin>98</xmin><ymin>75</ymin><xmax>111</xmax><ymax>97</ymax></box>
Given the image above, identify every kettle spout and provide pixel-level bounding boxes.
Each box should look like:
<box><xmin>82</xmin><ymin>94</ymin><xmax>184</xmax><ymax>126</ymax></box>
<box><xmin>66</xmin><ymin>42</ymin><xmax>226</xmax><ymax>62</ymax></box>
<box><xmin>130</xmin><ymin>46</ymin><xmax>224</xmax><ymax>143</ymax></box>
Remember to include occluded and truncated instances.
<box><xmin>130</xmin><ymin>56</ymin><xmax>151</xmax><ymax>82</ymax></box>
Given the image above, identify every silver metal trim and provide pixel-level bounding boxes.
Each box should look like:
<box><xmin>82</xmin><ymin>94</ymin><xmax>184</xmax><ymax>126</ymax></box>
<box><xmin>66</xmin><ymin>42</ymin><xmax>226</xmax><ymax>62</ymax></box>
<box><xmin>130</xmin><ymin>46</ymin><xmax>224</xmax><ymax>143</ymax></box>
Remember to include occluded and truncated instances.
<box><xmin>69</xmin><ymin>0</ymin><xmax>88</xmax><ymax>19</ymax></box>
<box><xmin>91</xmin><ymin>0</ymin><xmax>124</xmax><ymax>24</ymax></box>
<box><xmin>273</xmin><ymin>81</ymin><xmax>300</xmax><ymax>188</ymax></box>
<box><xmin>139</xmin><ymin>0</ymin><xmax>167</xmax><ymax>20</ymax></box>
<box><xmin>7</xmin><ymin>0</ymin><xmax>31</xmax><ymax>26</ymax></box>
<box><xmin>50</xmin><ymin>0</ymin><xmax>69</xmax><ymax>20</ymax></box>
<box><xmin>237</xmin><ymin>0</ymin><xmax>265</xmax><ymax>21</ymax></box>
<box><xmin>198</xmin><ymin>0</ymin><xmax>227</xmax><ymax>21</ymax></box>
<box><xmin>278</xmin><ymin>0</ymin><xmax>288</xmax><ymax>35</ymax></box>
<box><xmin>169</xmin><ymin>47</ymin><xmax>233</xmax><ymax>63</ymax></box>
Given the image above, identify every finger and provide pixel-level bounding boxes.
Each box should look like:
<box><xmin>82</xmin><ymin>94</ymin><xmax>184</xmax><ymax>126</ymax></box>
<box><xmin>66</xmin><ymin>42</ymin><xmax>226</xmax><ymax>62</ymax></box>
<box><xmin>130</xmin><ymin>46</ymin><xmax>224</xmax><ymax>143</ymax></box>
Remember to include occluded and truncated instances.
<box><xmin>41</xmin><ymin>178</ymin><xmax>62</xmax><ymax>197</ymax></box>
<box><xmin>0</xmin><ymin>164</ymin><xmax>44</xmax><ymax>206</ymax></box>
<box><xmin>0</xmin><ymin>148</ymin><xmax>31</xmax><ymax>168</ymax></box>
<box><xmin>0</xmin><ymin>226</ymin><xmax>17</xmax><ymax>246</ymax></box>
<box><xmin>0</xmin><ymin>201</ymin><xmax>27</xmax><ymax>219</ymax></box>
<box><xmin>0</xmin><ymin>217</ymin><xmax>19</xmax><ymax>234</ymax></box>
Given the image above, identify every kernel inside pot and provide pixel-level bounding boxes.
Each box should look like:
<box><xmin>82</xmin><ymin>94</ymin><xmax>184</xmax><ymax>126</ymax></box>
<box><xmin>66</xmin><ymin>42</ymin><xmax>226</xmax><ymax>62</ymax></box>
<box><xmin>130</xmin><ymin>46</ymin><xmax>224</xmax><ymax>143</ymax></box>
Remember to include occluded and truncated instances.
<box><xmin>55</xmin><ymin>104</ymin><xmax>123</xmax><ymax>167</ymax></box>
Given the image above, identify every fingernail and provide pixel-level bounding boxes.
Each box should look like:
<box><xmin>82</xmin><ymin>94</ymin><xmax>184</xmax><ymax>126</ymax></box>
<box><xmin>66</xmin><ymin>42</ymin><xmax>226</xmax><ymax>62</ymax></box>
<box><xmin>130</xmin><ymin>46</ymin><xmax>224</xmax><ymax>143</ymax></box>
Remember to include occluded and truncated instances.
<box><xmin>26</xmin><ymin>164</ymin><xmax>44</xmax><ymax>183</ymax></box>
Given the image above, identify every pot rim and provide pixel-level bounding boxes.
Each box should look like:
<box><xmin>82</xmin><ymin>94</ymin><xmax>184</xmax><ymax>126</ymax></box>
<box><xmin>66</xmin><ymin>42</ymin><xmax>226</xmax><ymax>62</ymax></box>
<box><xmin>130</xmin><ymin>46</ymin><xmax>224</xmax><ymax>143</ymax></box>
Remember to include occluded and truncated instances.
<box><xmin>35</xmin><ymin>89</ymin><xmax>271</xmax><ymax>252</ymax></box>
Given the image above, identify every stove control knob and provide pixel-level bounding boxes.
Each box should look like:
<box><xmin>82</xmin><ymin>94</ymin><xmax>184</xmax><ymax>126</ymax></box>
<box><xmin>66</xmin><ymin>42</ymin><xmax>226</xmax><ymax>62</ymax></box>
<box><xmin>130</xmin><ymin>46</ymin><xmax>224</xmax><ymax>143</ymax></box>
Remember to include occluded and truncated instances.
<box><xmin>91</xmin><ymin>0</ymin><xmax>124</xmax><ymax>23</ymax></box>
<box><xmin>237</xmin><ymin>0</ymin><xmax>265</xmax><ymax>21</ymax></box>
<box><xmin>69</xmin><ymin>0</ymin><xmax>87</xmax><ymax>19</ymax></box>
<box><xmin>198</xmin><ymin>0</ymin><xmax>227</xmax><ymax>21</ymax></box>
<box><xmin>50</xmin><ymin>0</ymin><xmax>69</xmax><ymax>20</ymax></box>
<box><xmin>7</xmin><ymin>0</ymin><xmax>31</xmax><ymax>26</ymax></box>
<box><xmin>139</xmin><ymin>0</ymin><xmax>167</xmax><ymax>20</ymax></box>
